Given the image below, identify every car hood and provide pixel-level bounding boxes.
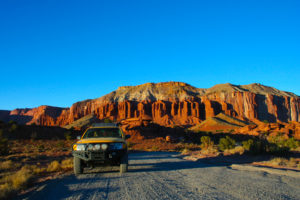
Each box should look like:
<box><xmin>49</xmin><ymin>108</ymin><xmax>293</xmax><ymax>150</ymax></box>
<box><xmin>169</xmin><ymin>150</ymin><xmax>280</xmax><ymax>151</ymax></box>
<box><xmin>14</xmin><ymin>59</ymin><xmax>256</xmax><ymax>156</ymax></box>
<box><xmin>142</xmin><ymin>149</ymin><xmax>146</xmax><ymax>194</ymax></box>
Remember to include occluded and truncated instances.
<box><xmin>77</xmin><ymin>137</ymin><xmax>125</xmax><ymax>144</ymax></box>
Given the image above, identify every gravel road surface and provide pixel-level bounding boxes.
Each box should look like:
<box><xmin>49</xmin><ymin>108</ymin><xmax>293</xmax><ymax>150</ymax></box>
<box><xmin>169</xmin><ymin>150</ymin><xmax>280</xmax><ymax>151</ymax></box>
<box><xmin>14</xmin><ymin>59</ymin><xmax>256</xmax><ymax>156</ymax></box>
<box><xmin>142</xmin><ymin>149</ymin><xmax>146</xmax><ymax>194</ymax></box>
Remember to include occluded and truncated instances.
<box><xmin>21</xmin><ymin>152</ymin><xmax>300</xmax><ymax>200</ymax></box>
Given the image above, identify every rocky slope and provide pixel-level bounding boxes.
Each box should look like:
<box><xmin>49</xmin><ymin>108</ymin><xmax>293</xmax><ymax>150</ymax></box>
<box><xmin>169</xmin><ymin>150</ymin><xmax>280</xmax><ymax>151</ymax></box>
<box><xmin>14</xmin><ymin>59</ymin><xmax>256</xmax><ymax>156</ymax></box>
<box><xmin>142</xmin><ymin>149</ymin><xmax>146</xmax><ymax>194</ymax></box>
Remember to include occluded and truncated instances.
<box><xmin>0</xmin><ymin>82</ymin><xmax>299</xmax><ymax>126</ymax></box>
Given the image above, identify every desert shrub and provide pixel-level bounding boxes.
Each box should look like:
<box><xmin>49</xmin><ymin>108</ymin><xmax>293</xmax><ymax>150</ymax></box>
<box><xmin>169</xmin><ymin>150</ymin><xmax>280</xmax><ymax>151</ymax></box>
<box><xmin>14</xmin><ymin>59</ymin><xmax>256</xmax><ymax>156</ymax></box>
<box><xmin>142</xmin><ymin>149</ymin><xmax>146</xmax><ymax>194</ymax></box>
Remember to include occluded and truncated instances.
<box><xmin>283</xmin><ymin>138</ymin><xmax>299</xmax><ymax>150</ymax></box>
<box><xmin>200</xmin><ymin>146</ymin><xmax>220</xmax><ymax>156</ymax></box>
<box><xmin>267</xmin><ymin>135</ymin><xmax>299</xmax><ymax>154</ymax></box>
<box><xmin>224</xmin><ymin>146</ymin><xmax>245</xmax><ymax>155</ymax></box>
<box><xmin>28</xmin><ymin>165</ymin><xmax>46</xmax><ymax>174</ymax></box>
<box><xmin>151</xmin><ymin>146</ymin><xmax>159</xmax><ymax>151</ymax></box>
<box><xmin>242</xmin><ymin>139</ymin><xmax>254</xmax><ymax>151</ymax></box>
<box><xmin>266</xmin><ymin>157</ymin><xmax>299</xmax><ymax>168</ymax></box>
<box><xmin>64</xmin><ymin>131</ymin><xmax>72</xmax><ymax>141</ymax></box>
<box><xmin>0</xmin><ymin>165</ymin><xmax>34</xmax><ymax>199</ymax></box>
<box><xmin>0</xmin><ymin>160</ymin><xmax>21</xmax><ymax>171</ymax></box>
<box><xmin>47</xmin><ymin>160</ymin><xmax>61</xmax><ymax>172</ymax></box>
<box><xmin>181</xmin><ymin>148</ymin><xmax>190</xmax><ymax>154</ymax></box>
<box><xmin>218</xmin><ymin>136</ymin><xmax>236</xmax><ymax>151</ymax></box>
<box><xmin>61</xmin><ymin>158</ymin><xmax>73</xmax><ymax>169</ymax></box>
<box><xmin>0</xmin><ymin>129</ymin><xmax>9</xmax><ymax>155</ymax></box>
<box><xmin>200</xmin><ymin>136</ymin><xmax>214</xmax><ymax>150</ymax></box>
<box><xmin>37</xmin><ymin>144</ymin><xmax>45</xmax><ymax>152</ymax></box>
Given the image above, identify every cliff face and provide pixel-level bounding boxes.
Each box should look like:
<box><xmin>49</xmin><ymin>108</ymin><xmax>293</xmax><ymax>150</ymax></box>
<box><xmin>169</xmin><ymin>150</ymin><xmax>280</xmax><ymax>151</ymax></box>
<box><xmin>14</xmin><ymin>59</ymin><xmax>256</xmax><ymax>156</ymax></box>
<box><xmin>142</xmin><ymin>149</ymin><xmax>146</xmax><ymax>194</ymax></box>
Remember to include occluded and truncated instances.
<box><xmin>0</xmin><ymin>82</ymin><xmax>299</xmax><ymax>126</ymax></box>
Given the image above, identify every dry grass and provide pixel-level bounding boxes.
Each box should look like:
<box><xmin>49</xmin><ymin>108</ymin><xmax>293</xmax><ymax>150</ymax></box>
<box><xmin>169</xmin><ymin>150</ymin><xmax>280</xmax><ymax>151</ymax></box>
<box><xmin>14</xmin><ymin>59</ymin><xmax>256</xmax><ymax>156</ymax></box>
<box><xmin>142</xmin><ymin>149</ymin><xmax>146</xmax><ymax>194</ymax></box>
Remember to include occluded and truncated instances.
<box><xmin>47</xmin><ymin>160</ymin><xmax>61</xmax><ymax>172</ymax></box>
<box><xmin>200</xmin><ymin>146</ymin><xmax>220</xmax><ymax>156</ymax></box>
<box><xmin>224</xmin><ymin>146</ymin><xmax>245</xmax><ymax>155</ymax></box>
<box><xmin>0</xmin><ymin>139</ymin><xmax>76</xmax><ymax>199</ymax></box>
<box><xmin>61</xmin><ymin>158</ymin><xmax>73</xmax><ymax>170</ymax></box>
<box><xmin>0</xmin><ymin>165</ymin><xmax>34</xmax><ymax>199</ymax></box>
<box><xmin>0</xmin><ymin>160</ymin><xmax>21</xmax><ymax>171</ymax></box>
<box><xmin>262</xmin><ymin>157</ymin><xmax>300</xmax><ymax>169</ymax></box>
<box><xmin>181</xmin><ymin>148</ymin><xmax>191</xmax><ymax>155</ymax></box>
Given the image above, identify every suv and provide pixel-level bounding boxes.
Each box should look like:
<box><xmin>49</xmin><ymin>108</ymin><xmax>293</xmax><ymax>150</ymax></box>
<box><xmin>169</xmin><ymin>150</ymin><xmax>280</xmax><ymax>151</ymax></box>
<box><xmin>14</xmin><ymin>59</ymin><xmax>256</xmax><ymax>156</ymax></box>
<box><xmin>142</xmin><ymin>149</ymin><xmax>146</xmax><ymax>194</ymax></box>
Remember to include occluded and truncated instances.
<box><xmin>72</xmin><ymin>123</ymin><xmax>130</xmax><ymax>175</ymax></box>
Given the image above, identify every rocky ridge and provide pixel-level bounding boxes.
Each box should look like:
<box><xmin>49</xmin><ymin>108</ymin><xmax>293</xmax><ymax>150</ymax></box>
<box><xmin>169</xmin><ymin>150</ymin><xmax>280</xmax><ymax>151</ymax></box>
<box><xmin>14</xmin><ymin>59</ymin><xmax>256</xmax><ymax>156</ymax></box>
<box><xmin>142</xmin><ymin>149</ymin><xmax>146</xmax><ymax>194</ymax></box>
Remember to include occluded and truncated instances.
<box><xmin>0</xmin><ymin>82</ymin><xmax>299</xmax><ymax>127</ymax></box>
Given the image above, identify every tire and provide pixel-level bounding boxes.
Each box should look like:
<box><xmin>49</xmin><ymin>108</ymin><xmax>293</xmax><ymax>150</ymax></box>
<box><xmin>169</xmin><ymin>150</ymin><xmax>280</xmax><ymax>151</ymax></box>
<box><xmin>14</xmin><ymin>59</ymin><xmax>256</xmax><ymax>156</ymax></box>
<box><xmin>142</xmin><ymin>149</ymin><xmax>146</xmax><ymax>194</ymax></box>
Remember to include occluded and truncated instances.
<box><xmin>74</xmin><ymin>156</ymin><xmax>83</xmax><ymax>175</ymax></box>
<box><xmin>120</xmin><ymin>153</ymin><xmax>128</xmax><ymax>173</ymax></box>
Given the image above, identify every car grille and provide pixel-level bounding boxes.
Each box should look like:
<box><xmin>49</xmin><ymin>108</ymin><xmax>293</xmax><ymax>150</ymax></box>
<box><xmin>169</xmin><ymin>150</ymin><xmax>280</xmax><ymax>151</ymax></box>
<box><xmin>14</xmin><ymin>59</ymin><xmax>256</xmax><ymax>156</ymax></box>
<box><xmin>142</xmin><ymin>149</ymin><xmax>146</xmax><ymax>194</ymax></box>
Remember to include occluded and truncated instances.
<box><xmin>91</xmin><ymin>151</ymin><xmax>105</xmax><ymax>160</ymax></box>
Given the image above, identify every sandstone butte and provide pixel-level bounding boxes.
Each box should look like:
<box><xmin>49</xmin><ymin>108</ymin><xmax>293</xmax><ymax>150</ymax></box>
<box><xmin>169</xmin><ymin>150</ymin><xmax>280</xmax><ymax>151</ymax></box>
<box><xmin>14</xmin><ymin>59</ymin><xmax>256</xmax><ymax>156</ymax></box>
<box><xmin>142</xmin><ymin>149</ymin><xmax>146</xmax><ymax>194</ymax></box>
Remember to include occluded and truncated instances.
<box><xmin>0</xmin><ymin>82</ymin><xmax>299</xmax><ymax>130</ymax></box>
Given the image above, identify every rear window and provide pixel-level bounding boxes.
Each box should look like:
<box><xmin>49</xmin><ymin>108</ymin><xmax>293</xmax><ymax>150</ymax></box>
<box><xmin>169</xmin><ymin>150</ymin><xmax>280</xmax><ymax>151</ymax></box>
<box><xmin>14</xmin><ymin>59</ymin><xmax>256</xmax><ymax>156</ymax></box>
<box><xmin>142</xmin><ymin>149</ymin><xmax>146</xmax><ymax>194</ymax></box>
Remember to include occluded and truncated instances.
<box><xmin>83</xmin><ymin>128</ymin><xmax>122</xmax><ymax>138</ymax></box>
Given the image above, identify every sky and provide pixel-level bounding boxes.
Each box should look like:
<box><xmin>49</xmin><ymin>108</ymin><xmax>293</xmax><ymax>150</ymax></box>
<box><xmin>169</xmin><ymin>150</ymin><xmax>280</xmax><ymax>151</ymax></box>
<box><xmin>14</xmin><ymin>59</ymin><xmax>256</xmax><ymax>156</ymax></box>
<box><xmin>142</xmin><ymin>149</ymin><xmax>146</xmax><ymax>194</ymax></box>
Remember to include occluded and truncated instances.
<box><xmin>0</xmin><ymin>0</ymin><xmax>299</xmax><ymax>110</ymax></box>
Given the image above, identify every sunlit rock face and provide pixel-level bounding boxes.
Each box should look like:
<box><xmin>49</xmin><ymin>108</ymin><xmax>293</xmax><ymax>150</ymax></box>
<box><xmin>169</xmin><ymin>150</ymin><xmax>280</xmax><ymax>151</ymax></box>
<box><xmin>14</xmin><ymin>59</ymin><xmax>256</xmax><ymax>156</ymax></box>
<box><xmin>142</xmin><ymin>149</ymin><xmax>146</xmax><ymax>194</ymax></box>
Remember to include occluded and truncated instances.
<box><xmin>0</xmin><ymin>82</ymin><xmax>299</xmax><ymax>126</ymax></box>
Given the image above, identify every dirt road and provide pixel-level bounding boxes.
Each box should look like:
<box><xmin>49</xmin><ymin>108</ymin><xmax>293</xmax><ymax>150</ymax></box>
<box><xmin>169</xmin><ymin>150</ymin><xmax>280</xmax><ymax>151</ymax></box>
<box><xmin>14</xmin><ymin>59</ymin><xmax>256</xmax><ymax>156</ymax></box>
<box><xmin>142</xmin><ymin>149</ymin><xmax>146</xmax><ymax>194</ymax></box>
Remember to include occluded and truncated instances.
<box><xmin>21</xmin><ymin>152</ymin><xmax>300</xmax><ymax>200</ymax></box>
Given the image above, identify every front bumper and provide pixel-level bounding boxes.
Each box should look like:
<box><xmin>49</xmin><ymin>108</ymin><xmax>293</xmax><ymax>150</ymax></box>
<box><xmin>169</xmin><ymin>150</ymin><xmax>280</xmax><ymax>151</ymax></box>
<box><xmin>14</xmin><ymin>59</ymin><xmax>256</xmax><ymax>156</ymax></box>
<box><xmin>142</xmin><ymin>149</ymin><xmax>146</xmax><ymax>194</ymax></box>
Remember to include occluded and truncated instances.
<box><xmin>72</xmin><ymin>149</ymin><xmax>127</xmax><ymax>162</ymax></box>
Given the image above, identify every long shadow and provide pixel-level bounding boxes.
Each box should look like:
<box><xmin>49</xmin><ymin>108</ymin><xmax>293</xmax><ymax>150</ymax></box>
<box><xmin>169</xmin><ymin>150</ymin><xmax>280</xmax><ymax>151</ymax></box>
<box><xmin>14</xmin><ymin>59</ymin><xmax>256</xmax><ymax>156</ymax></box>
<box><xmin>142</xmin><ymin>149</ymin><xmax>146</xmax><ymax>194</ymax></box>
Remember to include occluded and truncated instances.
<box><xmin>128</xmin><ymin>152</ymin><xmax>272</xmax><ymax>173</ymax></box>
<box><xmin>18</xmin><ymin>174</ymin><xmax>120</xmax><ymax>200</ymax></box>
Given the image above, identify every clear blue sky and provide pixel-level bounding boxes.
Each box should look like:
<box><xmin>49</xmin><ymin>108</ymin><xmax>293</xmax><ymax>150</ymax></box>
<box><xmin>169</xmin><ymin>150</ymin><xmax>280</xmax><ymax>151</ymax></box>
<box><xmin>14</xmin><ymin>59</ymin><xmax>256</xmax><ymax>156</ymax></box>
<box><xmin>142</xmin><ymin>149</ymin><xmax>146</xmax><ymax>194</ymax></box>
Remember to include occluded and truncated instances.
<box><xmin>0</xmin><ymin>0</ymin><xmax>299</xmax><ymax>110</ymax></box>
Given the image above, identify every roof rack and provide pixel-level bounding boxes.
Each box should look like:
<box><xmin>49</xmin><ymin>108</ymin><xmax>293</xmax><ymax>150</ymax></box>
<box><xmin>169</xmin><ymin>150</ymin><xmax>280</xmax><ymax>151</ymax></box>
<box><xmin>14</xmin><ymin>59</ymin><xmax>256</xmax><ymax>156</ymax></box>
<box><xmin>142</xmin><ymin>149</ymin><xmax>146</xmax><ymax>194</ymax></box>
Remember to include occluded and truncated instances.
<box><xmin>91</xmin><ymin>123</ymin><xmax>118</xmax><ymax>127</ymax></box>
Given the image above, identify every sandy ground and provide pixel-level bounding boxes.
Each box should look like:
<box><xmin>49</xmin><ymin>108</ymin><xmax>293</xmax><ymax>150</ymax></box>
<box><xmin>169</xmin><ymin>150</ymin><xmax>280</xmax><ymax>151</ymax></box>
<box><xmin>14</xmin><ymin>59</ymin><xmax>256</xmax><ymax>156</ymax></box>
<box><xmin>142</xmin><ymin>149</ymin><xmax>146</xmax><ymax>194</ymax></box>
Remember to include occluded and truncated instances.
<box><xmin>20</xmin><ymin>152</ymin><xmax>300</xmax><ymax>200</ymax></box>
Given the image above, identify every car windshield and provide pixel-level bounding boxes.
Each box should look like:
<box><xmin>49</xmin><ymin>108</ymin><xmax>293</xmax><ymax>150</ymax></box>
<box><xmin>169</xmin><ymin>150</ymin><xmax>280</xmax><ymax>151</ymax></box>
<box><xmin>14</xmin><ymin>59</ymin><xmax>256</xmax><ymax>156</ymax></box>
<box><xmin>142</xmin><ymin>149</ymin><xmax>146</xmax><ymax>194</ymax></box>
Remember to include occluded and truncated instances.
<box><xmin>83</xmin><ymin>128</ymin><xmax>122</xmax><ymax>138</ymax></box>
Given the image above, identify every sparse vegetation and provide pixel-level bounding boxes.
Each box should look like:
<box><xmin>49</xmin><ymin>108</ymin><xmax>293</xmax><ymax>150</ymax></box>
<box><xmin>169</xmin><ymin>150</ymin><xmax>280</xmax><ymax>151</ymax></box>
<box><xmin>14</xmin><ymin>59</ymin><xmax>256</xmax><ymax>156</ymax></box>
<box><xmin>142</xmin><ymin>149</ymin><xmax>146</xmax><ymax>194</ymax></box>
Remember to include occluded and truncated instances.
<box><xmin>0</xmin><ymin>166</ymin><xmax>34</xmax><ymax>199</ymax></box>
<box><xmin>218</xmin><ymin>136</ymin><xmax>236</xmax><ymax>151</ymax></box>
<box><xmin>200</xmin><ymin>136</ymin><xmax>214</xmax><ymax>150</ymax></box>
<box><xmin>242</xmin><ymin>139</ymin><xmax>254</xmax><ymax>151</ymax></box>
<box><xmin>0</xmin><ymin>129</ymin><xmax>8</xmax><ymax>155</ymax></box>
<box><xmin>267</xmin><ymin>135</ymin><xmax>300</xmax><ymax>150</ymax></box>
<box><xmin>224</xmin><ymin>146</ymin><xmax>245</xmax><ymax>155</ymax></box>
<box><xmin>47</xmin><ymin>160</ymin><xmax>61</xmax><ymax>172</ymax></box>
<box><xmin>0</xmin><ymin>160</ymin><xmax>21</xmax><ymax>171</ymax></box>
<box><xmin>262</xmin><ymin>157</ymin><xmax>300</xmax><ymax>169</ymax></box>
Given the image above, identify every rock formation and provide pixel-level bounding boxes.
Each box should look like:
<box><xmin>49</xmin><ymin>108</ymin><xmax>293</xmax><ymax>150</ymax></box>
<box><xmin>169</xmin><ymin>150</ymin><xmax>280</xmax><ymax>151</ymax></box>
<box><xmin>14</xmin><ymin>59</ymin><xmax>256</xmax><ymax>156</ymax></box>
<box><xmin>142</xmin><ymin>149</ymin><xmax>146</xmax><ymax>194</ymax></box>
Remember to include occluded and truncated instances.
<box><xmin>0</xmin><ymin>82</ymin><xmax>299</xmax><ymax>127</ymax></box>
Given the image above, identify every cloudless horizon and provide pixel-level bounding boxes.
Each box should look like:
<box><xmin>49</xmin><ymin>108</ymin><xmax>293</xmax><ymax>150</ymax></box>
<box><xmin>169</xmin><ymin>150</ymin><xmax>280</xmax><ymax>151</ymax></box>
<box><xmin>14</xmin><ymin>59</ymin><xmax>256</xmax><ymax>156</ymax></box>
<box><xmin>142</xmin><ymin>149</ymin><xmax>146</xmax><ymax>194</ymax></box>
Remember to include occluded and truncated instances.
<box><xmin>0</xmin><ymin>0</ymin><xmax>299</xmax><ymax>110</ymax></box>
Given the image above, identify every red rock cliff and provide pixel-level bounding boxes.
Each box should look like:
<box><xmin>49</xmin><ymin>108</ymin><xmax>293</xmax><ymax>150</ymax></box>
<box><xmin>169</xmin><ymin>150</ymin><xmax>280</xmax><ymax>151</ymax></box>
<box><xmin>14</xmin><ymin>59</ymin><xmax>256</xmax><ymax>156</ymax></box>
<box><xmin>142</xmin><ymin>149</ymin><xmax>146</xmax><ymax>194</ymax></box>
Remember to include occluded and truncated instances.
<box><xmin>1</xmin><ymin>82</ymin><xmax>299</xmax><ymax>126</ymax></box>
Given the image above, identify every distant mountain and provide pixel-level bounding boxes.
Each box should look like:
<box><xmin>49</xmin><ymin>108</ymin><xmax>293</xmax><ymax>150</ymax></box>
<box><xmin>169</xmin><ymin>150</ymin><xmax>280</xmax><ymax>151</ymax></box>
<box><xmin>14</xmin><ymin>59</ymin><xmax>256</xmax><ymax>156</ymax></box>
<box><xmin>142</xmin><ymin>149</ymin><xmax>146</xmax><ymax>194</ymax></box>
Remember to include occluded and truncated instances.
<box><xmin>0</xmin><ymin>82</ymin><xmax>299</xmax><ymax>126</ymax></box>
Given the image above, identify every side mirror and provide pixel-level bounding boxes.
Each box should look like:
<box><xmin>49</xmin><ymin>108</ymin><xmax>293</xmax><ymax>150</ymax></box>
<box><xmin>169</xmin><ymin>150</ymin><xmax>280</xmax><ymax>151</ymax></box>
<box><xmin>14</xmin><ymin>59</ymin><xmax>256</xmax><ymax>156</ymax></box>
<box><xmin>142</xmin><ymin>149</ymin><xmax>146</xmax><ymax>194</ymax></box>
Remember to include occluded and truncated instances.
<box><xmin>76</xmin><ymin>136</ymin><xmax>81</xmax><ymax>140</ymax></box>
<box><xmin>125</xmin><ymin>135</ymin><xmax>131</xmax><ymax>139</ymax></box>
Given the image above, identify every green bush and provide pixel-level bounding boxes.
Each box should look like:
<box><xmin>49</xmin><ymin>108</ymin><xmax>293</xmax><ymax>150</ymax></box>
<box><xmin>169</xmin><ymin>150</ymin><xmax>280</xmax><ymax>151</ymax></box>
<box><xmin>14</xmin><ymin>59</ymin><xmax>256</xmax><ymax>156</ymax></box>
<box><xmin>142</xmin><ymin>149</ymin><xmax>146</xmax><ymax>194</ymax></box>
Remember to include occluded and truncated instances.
<box><xmin>268</xmin><ymin>135</ymin><xmax>299</xmax><ymax>151</ymax></box>
<box><xmin>283</xmin><ymin>138</ymin><xmax>299</xmax><ymax>150</ymax></box>
<box><xmin>242</xmin><ymin>139</ymin><xmax>254</xmax><ymax>151</ymax></box>
<box><xmin>200</xmin><ymin>136</ymin><xmax>214</xmax><ymax>149</ymax></box>
<box><xmin>218</xmin><ymin>136</ymin><xmax>235</xmax><ymax>151</ymax></box>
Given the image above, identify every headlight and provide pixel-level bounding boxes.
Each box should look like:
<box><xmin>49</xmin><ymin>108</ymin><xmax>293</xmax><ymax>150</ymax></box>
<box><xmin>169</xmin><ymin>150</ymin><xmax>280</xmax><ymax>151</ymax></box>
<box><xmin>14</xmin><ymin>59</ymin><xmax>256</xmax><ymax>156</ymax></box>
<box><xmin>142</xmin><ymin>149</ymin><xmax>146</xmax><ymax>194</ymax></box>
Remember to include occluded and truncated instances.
<box><xmin>87</xmin><ymin>144</ymin><xmax>94</xmax><ymax>151</ymax></box>
<box><xmin>74</xmin><ymin>144</ymin><xmax>86</xmax><ymax>151</ymax></box>
<box><xmin>101</xmin><ymin>144</ymin><xmax>108</xmax><ymax>150</ymax></box>
<box><xmin>110</xmin><ymin>143</ymin><xmax>124</xmax><ymax>150</ymax></box>
<box><xmin>94</xmin><ymin>144</ymin><xmax>101</xmax><ymax>150</ymax></box>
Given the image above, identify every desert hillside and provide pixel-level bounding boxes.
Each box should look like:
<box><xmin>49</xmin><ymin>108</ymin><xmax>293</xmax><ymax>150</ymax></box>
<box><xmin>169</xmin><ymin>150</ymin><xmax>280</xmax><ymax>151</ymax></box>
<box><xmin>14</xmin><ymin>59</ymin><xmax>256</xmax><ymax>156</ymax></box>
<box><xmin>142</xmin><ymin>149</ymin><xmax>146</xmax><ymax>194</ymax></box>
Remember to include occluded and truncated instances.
<box><xmin>0</xmin><ymin>82</ymin><xmax>299</xmax><ymax>127</ymax></box>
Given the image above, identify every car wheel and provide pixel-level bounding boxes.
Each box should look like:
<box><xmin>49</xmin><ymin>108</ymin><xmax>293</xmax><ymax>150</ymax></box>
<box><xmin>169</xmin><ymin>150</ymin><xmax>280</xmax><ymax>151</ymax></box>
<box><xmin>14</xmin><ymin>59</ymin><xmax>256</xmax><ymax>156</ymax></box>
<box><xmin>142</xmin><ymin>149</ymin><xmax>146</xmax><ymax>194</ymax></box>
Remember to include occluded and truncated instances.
<box><xmin>120</xmin><ymin>153</ymin><xmax>128</xmax><ymax>173</ymax></box>
<box><xmin>74</xmin><ymin>157</ymin><xmax>83</xmax><ymax>175</ymax></box>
